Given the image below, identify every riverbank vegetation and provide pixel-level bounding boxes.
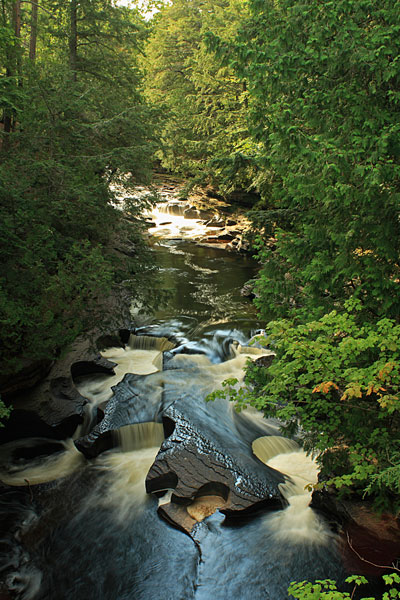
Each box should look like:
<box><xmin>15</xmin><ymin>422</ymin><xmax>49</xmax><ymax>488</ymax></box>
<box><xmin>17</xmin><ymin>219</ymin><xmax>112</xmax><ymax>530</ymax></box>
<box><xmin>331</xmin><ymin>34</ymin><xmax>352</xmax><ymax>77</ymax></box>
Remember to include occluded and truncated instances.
<box><xmin>1</xmin><ymin>0</ymin><xmax>399</xmax><ymax>597</ymax></box>
<box><xmin>0</xmin><ymin>0</ymin><xmax>159</xmax><ymax>383</ymax></box>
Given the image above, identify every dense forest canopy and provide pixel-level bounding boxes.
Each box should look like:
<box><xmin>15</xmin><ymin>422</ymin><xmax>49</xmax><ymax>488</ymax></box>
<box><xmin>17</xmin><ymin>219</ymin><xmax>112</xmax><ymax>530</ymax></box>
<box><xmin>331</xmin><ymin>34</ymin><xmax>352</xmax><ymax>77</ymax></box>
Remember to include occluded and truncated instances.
<box><xmin>1</xmin><ymin>0</ymin><xmax>399</xmax><ymax>526</ymax></box>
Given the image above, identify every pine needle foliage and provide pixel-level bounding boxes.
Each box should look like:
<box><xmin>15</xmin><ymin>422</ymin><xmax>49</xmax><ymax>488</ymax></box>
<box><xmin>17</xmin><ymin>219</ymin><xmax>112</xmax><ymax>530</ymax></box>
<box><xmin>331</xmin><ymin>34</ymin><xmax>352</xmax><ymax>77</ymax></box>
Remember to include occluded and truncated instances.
<box><xmin>229</xmin><ymin>0</ymin><xmax>400</xmax><ymax>320</ymax></box>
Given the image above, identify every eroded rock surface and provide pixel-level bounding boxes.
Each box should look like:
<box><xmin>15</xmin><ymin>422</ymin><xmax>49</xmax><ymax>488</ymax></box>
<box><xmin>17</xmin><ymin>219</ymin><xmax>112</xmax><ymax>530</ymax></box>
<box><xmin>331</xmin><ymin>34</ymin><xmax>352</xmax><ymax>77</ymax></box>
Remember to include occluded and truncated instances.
<box><xmin>147</xmin><ymin>403</ymin><xmax>285</xmax><ymax>506</ymax></box>
<box><xmin>75</xmin><ymin>372</ymin><xmax>166</xmax><ymax>458</ymax></box>
<box><xmin>0</xmin><ymin>339</ymin><xmax>116</xmax><ymax>445</ymax></box>
<box><xmin>145</xmin><ymin>364</ymin><xmax>287</xmax><ymax>533</ymax></box>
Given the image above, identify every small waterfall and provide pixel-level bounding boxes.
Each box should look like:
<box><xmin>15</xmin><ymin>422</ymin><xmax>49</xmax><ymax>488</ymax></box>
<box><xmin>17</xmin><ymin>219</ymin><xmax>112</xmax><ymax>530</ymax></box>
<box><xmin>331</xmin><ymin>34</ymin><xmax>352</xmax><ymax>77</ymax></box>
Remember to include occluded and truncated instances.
<box><xmin>157</xmin><ymin>200</ymin><xmax>188</xmax><ymax>216</ymax></box>
<box><xmin>75</xmin><ymin>335</ymin><xmax>174</xmax><ymax>415</ymax></box>
<box><xmin>252</xmin><ymin>435</ymin><xmax>299</xmax><ymax>463</ymax></box>
<box><xmin>107</xmin><ymin>422</ymin><xmax>164</xmax><ymax>518</ymax></box>
<box><xmin>263</xmin><ymin>450</ymin><xmax>334</xmax><ymax>544</ymax></box>
<box><xmin>127</xmin><ymin>333</ymin><xmax>175</xmax><ymax>353</ymax></box>
<box><xmin>147</xmin><ymin>204</ymin><xmax>221</xmax><ymax>241</ymax></box>
<box><xmin>114</xmin><ymin>422</ymin><xmax>164</xmax><ymax>452</ymax></box>
<box><xmin>95</xmin><ymin>446</ymin><xmax>162</xmax><ymax>522</ymax></box>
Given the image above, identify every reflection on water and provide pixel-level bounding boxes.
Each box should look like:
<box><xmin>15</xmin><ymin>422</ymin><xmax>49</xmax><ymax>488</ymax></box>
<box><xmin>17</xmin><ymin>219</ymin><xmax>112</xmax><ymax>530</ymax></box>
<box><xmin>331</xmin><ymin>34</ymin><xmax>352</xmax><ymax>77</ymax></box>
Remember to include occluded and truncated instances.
<box><xmin>141</xmin><ymin>240</ymin><xmax>260</xmax><ymax>341</ymax></box>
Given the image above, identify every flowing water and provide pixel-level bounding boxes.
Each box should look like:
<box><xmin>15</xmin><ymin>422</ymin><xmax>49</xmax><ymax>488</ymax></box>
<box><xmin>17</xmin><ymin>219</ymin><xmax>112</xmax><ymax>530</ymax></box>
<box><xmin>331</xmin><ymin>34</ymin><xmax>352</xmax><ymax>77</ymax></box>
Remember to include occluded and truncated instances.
<box><xmin>1</xmin><ymin>192</ymin><xmax>360</xmax><ymax>599</ymax></box>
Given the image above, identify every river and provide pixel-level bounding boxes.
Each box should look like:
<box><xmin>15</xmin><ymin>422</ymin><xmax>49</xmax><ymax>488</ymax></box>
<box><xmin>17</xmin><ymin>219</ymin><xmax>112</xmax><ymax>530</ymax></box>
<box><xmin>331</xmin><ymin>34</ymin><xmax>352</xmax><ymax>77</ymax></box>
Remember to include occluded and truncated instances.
<box><xmin>0</xmin><ymin>191</ymin><xmax>377</xmax><ymax>599</ymax></box>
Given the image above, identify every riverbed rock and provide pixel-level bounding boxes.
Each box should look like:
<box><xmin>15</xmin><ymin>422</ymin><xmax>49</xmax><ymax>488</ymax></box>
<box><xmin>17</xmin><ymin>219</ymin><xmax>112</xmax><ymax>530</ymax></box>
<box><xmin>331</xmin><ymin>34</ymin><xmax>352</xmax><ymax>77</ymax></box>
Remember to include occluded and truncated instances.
<box><xmin>183</xmin><ymin>207</ymin><xmax>200</xmax><ymax>219</ymax></box>
<box><xmin>146</xmin><ymin>393</ymin><xmax>287</xmax><ymax>532</ymax></box>
<box><xmin>254</xmin><ymin>354</ymin><xmax>275</xmax><ymax>369</ymax></box>
<box><xmin>205</xmin><ymin>218</ymin><xmax>225</xmax><ymax>228</ymax></box>
<box><xmin>240</xmin><ymin>282</ymin><xmax>256</xmax><ymax>299</ymax></box>
<box><xmin>0</xmin><ymin>336</ymin><xmax>118</xmax><ymax>445</ymax></box>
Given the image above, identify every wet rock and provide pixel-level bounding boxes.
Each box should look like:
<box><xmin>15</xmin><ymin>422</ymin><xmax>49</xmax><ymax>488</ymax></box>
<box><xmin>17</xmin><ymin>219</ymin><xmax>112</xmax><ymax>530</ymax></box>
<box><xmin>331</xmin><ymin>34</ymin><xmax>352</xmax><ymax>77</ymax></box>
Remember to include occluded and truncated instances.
<box><xmin>159</xmin><ymin>492</ymin><xmax>229</xmax><ymax>535</ymax></box>
<box><xmin>227</xmin><ymin>229</ymin><xmax>242</xmax><ymax>237</ymax></box>
<box><xmin>240</xmin><ymin>282</ymin><xmax>256</xmax><ymax>299</ymax></box>
<box><xmin>70</xmin><ymin>356</ymin><xmax>116</xmax><ymax>380</ymax></box>
<box><xmin>146</xmin><ymin>396</ymin><xmax>287</xmax><ymax>531</ymax></box>
<box><xmin>95</xmin><ymin>333</ymin><xmax>125</xmax><ymax>351</ymax></box>
<box><xmin>205</xmin><ymin>219</ymin><xmax>225</xmax><ymax>228</ymax></box>
<box><xmin>183</xmin><ymin>207</ymin><xmax>200</xmax><ymax>219</ymax></box>
<box><xmin>254</xmin><ymin>354</ymin><xmax>275</xmax><ymax>369</ymax></box>
<box><xmin>158</xmin><ymin>502</ymin><xmax>199</xmax><ymax>535</ymax></box>
<box><xmin>41</xmin><ymin>377</ymin><xmax>88</xmax><ymax>429</ymax></box>
<box><xmin>0</xmin><ymin>359</ymin><xmax>53</xmax><ymax>398</ymax></box>
<box><xmin>236</xmin><ymin>238</ymin><xmax>250</xmax><ymax>252</ymax></box>
<box><xmin>197</xmin><ymin>209</ymin><xmax>215</xmax><ymax>220</ymax></box>
<box><xmin>0</xmin><ymin>339</ymin><xmax>117</xmax><ymax>445</ymax></box>
<box><xmin>216</xmin><ymin>231</ymin><xmax>236</xmax><ymax>241</ymax></box>
<box><xmin>0</xmin><ymin>377</ymin><xmax>89</xmax><ymax>444</ymax></box>
<box><xmin>203</xmin><ymin>235</ymin><xmax>234</xmax><ymax>244</ymax></box>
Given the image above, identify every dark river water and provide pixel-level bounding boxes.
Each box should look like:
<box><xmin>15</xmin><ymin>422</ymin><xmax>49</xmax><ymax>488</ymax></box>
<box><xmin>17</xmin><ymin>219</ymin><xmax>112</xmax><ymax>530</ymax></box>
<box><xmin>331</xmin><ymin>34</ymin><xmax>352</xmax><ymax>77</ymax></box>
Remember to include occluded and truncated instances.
<box><xmin>0</xmin><ymin>203</ymin><xmax>385</xmax><ymax>600</ymax></box>
<box><xmin>140</xmin><ymin>239</ymin><xmax>260</xmax><ymax>343</ymax></box>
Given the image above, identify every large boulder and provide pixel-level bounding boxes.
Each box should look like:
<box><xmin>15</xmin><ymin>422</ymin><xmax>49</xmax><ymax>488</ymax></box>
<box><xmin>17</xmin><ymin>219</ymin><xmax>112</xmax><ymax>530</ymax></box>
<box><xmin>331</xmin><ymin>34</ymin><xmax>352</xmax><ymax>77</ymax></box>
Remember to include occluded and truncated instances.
<box><xmin>145</xmin><ymin>365</ymin><xmax>287</xmax><ymax>532</ymax></box>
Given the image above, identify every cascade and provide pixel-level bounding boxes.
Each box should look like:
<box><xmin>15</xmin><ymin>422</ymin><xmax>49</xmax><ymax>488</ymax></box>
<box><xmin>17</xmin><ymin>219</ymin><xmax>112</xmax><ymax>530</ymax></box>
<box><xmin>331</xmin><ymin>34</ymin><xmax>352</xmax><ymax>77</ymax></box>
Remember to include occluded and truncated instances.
<box><xmin>157</xmin><ymin>199</ymin><xmax>189</xmax><ymax>216</ymax></box>
<box><xmin>114</xmin><ymin>422</ymin><xmax>165</xmax><ymax>452</ymax></box>
<box><xmin>75</xmin><ymin>334</ymin><xmax>173</xmax><ymax>411</ymax></box>
<box><xmin>252</xmin><ymin>435</ymin><xmax>300</xmax><ymax>463</ymax></box>
<box><xmin>265</xmin><ymin>450</ymin><xmax>334</xmax><ymax>544</ymax></box>
<box><xmin>94</xmin><ymin>447</ymin><xmax>162</xmax><ymax>521</ymax></box>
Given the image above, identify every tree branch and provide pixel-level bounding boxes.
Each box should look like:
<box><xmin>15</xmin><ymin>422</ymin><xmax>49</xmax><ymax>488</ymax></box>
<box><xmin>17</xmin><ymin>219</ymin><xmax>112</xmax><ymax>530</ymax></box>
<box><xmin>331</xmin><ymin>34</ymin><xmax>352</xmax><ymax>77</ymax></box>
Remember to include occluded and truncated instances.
<box><xmin>20</xmin><ymin>1</ymin><xmax>54</xmax><ymax>16</ymax></box>
<box><xmin>346</xmin><ymin>531</ymin><xmax>400</xmax><ymax>573</ymax></box>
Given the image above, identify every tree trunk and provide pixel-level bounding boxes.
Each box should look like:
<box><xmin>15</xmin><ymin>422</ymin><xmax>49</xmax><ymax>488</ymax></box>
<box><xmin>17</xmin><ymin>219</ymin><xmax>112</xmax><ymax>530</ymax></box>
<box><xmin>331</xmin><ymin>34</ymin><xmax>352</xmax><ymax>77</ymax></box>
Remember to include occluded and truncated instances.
<box><xmin>3</xmin><ymin>1</ymin><xmax>21</xmax><ymax>143</ymax></box>
<box><xmin>29</xmin><ymin>1</ymin><xmax>38</xmax><ymax>61</ymax></box>
<box><xmin>69</xmin><ymin>0</ymin><xmax>78</xmax><ymax>81</ymax></box>
<box><xmin>13</xmin><ymin>0</ymin><xmax>21</xmax><ymax>38</ymax></box>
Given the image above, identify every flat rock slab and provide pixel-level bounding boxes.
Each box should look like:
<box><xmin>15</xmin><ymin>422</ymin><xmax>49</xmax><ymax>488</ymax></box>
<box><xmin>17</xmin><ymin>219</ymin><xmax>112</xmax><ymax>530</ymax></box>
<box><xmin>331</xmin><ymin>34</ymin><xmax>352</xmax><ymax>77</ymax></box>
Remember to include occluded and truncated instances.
<box><xmin>146</xmin><ymin>374</ymin><xmax>287</xmax><ymax>531</ymax></box>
